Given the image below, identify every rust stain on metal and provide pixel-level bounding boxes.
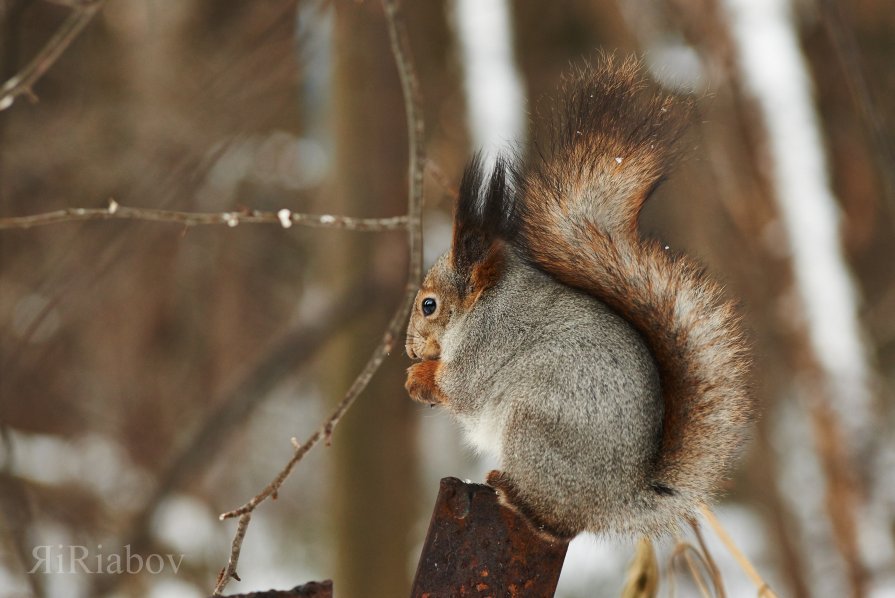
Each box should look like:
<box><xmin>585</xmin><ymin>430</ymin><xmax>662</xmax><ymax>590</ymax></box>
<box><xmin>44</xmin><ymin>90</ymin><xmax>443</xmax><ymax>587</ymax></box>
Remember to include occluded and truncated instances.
<box><xmin>411</xmin><ymin>477</ymin><xmax>569</xmax><ymax>597</ymax></box>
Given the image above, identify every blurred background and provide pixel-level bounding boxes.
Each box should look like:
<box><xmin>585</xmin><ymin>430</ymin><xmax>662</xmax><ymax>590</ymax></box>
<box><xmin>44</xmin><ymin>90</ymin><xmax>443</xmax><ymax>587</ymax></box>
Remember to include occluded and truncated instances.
<box><xmin>0</xmin><ymin>0</ymin><xmax>893</xmax><ymax>597</ymax></box>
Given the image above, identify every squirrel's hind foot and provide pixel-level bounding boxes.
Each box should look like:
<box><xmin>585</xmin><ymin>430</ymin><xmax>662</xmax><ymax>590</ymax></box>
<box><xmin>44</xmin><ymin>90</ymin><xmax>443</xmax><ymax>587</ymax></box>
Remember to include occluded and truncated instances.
<box><xmin>486</xmin><ymin>469</ymin><xmax>577</xmax><ymax>543</ymax></box>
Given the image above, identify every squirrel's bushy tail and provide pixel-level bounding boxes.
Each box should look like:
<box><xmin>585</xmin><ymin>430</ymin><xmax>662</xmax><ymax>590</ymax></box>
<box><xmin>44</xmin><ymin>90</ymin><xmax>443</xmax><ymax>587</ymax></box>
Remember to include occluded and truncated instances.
<box><xmin>514</xmin><ymin>57</ymin><xmax>753</xmax><ymax>527</ymax></box>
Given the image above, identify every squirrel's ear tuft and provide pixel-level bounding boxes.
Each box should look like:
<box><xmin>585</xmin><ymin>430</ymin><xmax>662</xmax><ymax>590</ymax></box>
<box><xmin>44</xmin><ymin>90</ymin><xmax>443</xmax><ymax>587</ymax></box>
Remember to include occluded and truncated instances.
<box><xmin>452</xmin><ymin>153</ymin><xmax>516</xmax><ymax>292</ymax></box>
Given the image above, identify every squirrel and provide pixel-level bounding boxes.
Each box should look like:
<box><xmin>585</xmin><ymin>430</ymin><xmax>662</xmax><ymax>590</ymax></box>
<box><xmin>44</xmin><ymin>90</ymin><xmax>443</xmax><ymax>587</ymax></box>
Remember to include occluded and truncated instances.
<box><xmin>404</xmin><ymin>57</ymin><xmax>753</xmax><ymax>540</ymax></box>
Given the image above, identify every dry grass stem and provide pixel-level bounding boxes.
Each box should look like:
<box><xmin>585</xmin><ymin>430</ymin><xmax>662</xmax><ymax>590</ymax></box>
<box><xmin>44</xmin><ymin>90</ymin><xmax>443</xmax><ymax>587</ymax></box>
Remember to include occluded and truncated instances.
<box><xmin>700</xmin><ymin>505</ymin><xmax>780</xmax><ymax>598</ymax></box>
<box><xmin>669</xmin><ymin>540</ymin><xmax>716</xmax><ymax>598</ymax></box>
<box><xmin>690</xmin><ymin>518</ymin><xmax>726</xmax><ymax>598</ymax></box>
<box><xmin>621</xmin><ymin>537</ymin><xmax>659</xmax><ymax>598</ymax></box>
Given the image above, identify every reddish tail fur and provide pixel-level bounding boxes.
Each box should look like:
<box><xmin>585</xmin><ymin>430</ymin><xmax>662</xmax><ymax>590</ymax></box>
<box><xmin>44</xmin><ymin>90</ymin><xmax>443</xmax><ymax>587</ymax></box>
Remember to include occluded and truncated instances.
<box><xmin>515</xmin><ymin>58</ymin><xmax>753</xmax><ymax>508</ymax></box>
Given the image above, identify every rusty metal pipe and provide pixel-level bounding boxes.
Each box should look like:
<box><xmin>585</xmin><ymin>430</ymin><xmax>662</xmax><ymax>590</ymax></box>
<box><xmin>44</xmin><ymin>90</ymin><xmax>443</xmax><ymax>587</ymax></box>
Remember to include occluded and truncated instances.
<box><xmin>411</xmin><ymin>477</ymin><xmax>569</xmax><ymax>597</ymax></box>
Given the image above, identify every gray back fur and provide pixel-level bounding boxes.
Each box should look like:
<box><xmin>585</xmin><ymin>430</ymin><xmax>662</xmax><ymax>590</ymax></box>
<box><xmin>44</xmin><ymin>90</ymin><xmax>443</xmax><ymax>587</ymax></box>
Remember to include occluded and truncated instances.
<box><xmin>439</xmin><ymin>249</ymin><xmax>663</xmax><ymax>535</ymax></box>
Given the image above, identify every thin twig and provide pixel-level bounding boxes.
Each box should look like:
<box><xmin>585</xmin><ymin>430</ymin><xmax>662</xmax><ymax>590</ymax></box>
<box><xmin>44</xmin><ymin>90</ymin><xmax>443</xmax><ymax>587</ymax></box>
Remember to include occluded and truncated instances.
<box><xmin>384</xmin><ymin>0</ymin><xmax>425</xmax><ymax>284</ymax></box>
<box><xmin>0</xmin><ymin>0</ymin><xmax>105</xmax><ymax>111</ymax></box>
<box><xmin>213</xmin><ymin>303</ymin><xmax>410</xmax><ymax>526</ymax></box>
<box><xmin>700</xmin><ymin>505</ymin><xmax>780</xmax><ymax>598</ymax></box>
<box><xmin>0</xmin><ymin>202</ymin><xmax>408</xmax><ymax>231</ymax></box>
<box><xmin>210</xmin><ymin>0</ymin><xmax>425</xmax><ymax>593</ymax></box>
<box><xmin>215</xmin><ymin>513</ymin><xmax>250</xmax><ymax>589</ymax></box>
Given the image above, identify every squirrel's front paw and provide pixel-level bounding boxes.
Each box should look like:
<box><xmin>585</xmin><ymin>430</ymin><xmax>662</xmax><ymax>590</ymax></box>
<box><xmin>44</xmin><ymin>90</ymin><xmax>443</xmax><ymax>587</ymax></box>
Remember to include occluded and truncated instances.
<box><xmin>405</xmin><ymin>360</ymin><xmax>446</xmax><ymax>406</ymax></box>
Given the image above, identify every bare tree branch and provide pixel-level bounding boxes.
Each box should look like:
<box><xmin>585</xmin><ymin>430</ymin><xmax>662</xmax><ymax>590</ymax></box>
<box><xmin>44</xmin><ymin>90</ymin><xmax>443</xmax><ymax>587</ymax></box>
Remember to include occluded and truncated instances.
<box><xmin>210</xmin><ymin>0</ymin><xmax>425</xmax><ymax>593</ymax></box>
<box><xmin>385</xmin><ymin>0</ymin><xmax>425</xmax><ymax>285</ymax></box>
<box><xmin>0</xmin><ymin>202</ymin><xmax>408</xmax><ymax>232</ymax></box>
<box><xmin>42</xmin><ymin>0</ymin><xmax>101</xmax><ymax>7</ymax></box>
<box><xmin>0</xmin><ymin>0</ymin><xmax>105</xmax><ymax>111</ymax></box>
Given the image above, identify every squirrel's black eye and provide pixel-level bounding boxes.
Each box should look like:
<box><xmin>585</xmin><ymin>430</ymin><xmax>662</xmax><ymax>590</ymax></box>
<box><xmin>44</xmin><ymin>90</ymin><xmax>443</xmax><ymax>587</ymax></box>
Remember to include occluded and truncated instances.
<box><xmin>421</xmin><ymin>297</ymin><xmax>437</xmax><ymax>316</ymax></box>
